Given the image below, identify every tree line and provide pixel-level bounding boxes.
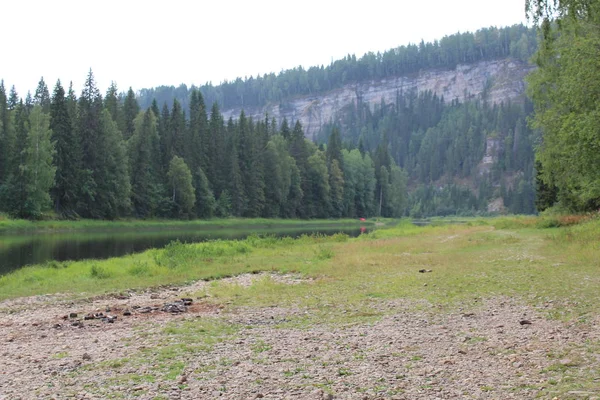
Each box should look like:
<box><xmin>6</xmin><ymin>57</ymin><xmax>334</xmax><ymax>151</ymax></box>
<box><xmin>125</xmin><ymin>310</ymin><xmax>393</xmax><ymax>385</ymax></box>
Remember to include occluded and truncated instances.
<box><xmin>0</xmin><ymin>73</ymin><xmax>408</xmax><ymax>220</ymax></box>
<box><xmin>137</xmin><ymin>24</ymin><xmax>537</xmax><ymax>112</ymax></box>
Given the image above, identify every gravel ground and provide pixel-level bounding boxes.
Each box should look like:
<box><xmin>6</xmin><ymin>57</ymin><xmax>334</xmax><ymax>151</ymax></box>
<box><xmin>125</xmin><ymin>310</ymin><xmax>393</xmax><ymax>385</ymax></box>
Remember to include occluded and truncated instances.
<box><xmin>1</xmin><ymin>274</ymin><xmax>599</xmax><ymax>399</ymax></box>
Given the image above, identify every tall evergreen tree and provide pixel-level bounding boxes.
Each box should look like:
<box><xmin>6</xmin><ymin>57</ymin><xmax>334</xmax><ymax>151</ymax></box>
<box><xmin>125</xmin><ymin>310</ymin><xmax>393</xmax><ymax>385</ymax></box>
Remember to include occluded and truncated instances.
<box><xmin>129</xmin><ymin>109</ymin><xmax>162</xmax><ymax>218</ymax></box>
<box><xmin>121</xmin><ymin>87</ymin><xmax>139</xmax><ymax>140</ymax></box>
<box><xmin>33</xmin><ymin>78</ymin><xmax>51</xmax><ymax>113</ymax></box>
<box><xmin>0</xmin><ymin>81</ymin><xmax>8</xmax><ymax>183</ymax></box>
<box><xmin>77</xmin><ymin>70</ymin><xmax>104</xmax><ymax>217</ymax></box>
<box><xmin>50</xmin><ymin>80</ymin><xmax>81</xmax><ymax>217</ymax></box>
<box><xmin>104</xmin><ymin>82</ymin><xmax>121</xmax><ymax>124</ymax></box>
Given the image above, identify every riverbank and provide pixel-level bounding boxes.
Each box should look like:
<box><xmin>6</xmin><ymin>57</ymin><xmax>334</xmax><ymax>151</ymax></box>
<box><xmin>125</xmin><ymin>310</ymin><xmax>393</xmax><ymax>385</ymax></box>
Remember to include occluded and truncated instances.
<box><xmin>0</xmin><ymin>216</ymin><xmax>377</xmax><ymax>234</ymax></box>
<box><xmin>1</xmin><ymin>217</ymin><xmax>599</xmax><ymax>398</ymax></box>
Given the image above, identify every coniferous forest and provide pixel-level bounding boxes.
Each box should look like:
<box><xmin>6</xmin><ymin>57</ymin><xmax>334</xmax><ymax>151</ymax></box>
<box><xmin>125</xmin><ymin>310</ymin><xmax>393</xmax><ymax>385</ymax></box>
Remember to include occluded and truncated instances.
<box><xmin>0</xmin><ymin>24</ymin><xmax>541</xmax><ymax>220</ymax></box>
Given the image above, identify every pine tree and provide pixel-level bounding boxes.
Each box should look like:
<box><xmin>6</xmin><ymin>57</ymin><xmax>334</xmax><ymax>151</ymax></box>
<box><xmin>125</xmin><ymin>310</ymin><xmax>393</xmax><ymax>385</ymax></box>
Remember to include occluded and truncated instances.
<box><xmin>104</xmin><ymin>82</ymin><xmax>121</xmax><ymax>123</ymax></box>
<box><xmin>209</xmin><ymin>102</ymin><xmax>226</xmax><ymax>196</ymax></box>
<box><xmin>121</xmin><ymin>87</ymin><xmax>139</xmax><ymax>140</ymax></box>
<box><xmin>329</xmin><ymin>159</ymin><xmax>345</xmax><ymax>217</ymax></box>
<box><xmin>8</xmin><ymin>86</ymin><xmax>18</xmax><ymax>110</ymax></box>
<box><xmin>77</xmin><ymin>70</ymin><xmax>104</xmax><ymax>217</ymax></box>
<box><xmin>326</xmin><ymin>127</ymin><xmax>343</xmax><ymax>168</ymax></box>
<box><xmin>0</xmin><ymin>81</ymin><xmax>8</xmax><ymax>183</ymax></box>
<box><xmin>306</xmin><ymin>149</ymin><xmax>330</xmax><ymax>218</ymax></box>
<box><xmin>33</xmin><ymin>78</ymin><xmax>51</xmax><ymax>113</ymax></box>
<box><xmin>129</xmin><ymin>109</ymin><xmax>162</xmax><ymax>218</ymax></box>
<box><xmin>96</xmin><ymin>109</ymin><xmax>131</xmax><ymax>218</ymax></box>
<box><xmin>169</xmin><ymin>99</ymin><xmax>186</xmax><ymax>160</ymax></box>
<box><xmin>50</xmin><ymin>80</ymin><xmax>82</xmax><ymax>217</ymax></box>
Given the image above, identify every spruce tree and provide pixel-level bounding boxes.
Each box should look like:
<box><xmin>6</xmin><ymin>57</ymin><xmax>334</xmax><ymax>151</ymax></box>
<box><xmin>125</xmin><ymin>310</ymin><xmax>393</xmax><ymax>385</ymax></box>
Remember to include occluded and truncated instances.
<box><xmin>77</xmin><ymin>70</ymin><xmax>104</xmax><ymax>217</ymax></box>
<box><xmin>121</xmin><ymin>87</ymin><xmax>139</xmax><ymax>140</ymax></box>
<box><xmin>104</xmin><ymin>82</ymin><xmax>121</xmax><ymax>124</ymax></box>
<box><xmin>129</xmin><ymin>109</ymin><xmax>162</xmax><ymax>218</ymax></box>
<box><xmin>0</xmin><ymin>81</ymin><xmax>8</xmax><ymax>183</ymax></box>
<box><xmin>33</xmin><ymin>77</ymin><xmax>51</xmax><ymax>113</ymax></box>
<box><xmin>50</xmin><ymin>80</ymin><xmax>82</xmax><ymax>217</ymax></box>
<box><xmin>329</xmin><ymin>159</ymin><xmax>345</xmax><ymax>218</ymax></box>
<box><xmin>96</xmin><ymin>109</ymin><xmax>131</xmax><ymax>218</ymax></box>
<box><xmin>209</xmin><ymin>102</ymin><xmax>226</xmax><ymax>196</ymax></box>
<box><xmin>8</xmin><ymin>86</ymin><xmax>18</xmax><ymax>110</ymax></box>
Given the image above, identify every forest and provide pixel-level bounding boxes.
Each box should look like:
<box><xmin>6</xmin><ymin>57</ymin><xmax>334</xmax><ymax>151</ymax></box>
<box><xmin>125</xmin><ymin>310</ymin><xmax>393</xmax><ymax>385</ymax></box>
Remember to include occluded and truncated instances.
<box><xmin>0</xmin><ymin>22</ymin><xmax>560</xmax><ymax>221</ymax></box>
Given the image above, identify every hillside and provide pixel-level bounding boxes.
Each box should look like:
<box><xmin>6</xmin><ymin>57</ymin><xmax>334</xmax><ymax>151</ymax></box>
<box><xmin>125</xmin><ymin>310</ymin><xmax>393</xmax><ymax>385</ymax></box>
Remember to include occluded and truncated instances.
<box><xmin>131</xmin><ymin>24</ymin><xmax>539</xmax><ymax>217</ymax></box>
<box><xmin>220</xmin><ymin>58</ymin><xmax>533</xmax><ymax>139</ymax></box>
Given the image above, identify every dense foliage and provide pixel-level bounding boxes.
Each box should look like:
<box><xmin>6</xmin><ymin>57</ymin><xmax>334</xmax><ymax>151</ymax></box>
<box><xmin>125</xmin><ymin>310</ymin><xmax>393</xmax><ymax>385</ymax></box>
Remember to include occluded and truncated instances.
<box><xmin>527</xmin><ymin>0</ymin><xmax>600</xmax><ymax>211</ymax></box>
<box><xmin>137</xmin><ymin>24</ymin><xmax>537</xmax><ymax>111</ymax></box>
<box><xmin>0</xmin><ymin>73</ymin><xmax>409</xmax><ymax>220</ymax></box>
<box><xmin>0</xmin><ymin>24</ymin><xmax>541</xmax><ymax>220</ymax></box>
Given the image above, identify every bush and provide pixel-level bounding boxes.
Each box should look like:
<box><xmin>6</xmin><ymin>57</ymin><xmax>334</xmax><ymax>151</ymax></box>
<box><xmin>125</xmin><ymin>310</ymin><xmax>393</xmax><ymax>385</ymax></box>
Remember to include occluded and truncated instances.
<box><xmin>90</xmin><ymin>264</ymin><xmax>112</xmax><ymax>279</ymax></box>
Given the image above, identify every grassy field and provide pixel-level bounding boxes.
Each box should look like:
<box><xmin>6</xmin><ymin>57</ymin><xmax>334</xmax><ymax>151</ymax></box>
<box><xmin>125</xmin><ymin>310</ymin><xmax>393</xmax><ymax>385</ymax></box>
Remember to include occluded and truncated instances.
<box><xmin>2</xmin><ymin>214</ymin><xmax>599</xmax><ymax>319</ymax></box>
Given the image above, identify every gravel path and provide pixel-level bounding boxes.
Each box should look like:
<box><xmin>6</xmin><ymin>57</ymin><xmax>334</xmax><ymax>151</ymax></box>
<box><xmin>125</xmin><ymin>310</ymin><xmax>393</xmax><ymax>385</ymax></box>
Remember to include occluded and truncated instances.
<box><xmin>1</xmin><ymin>274</ymin><xmax>599</xmax><ymax>399</ymax></box>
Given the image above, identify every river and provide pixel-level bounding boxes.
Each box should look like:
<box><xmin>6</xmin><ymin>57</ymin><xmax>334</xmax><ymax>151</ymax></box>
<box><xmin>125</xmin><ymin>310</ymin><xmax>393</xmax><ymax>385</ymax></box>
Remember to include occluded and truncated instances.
<box><xmin>0</xmin><ymin>225</ymin><xmax>371</xmax><ymax>275</ymax></box>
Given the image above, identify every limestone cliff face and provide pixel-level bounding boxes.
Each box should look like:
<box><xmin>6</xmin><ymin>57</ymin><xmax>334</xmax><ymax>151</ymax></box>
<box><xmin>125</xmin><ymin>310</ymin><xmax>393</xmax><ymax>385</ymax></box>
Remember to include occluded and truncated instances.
<box><xmin>221</xmin><ymin>58</ymin><xmax>533</xmax><ymax>139</ymax></box>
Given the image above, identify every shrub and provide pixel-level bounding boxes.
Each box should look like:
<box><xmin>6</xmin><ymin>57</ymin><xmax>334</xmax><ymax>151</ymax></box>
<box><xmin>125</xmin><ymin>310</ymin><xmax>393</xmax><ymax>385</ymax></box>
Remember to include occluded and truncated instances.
<box><xmin>90</xmin><ymin>264</ymin><xmax>112</xmax><ymax>279</ymax></box>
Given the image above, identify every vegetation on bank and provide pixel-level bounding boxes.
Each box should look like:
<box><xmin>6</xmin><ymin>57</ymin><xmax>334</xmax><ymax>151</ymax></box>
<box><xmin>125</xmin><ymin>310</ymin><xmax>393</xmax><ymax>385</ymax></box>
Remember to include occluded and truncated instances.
<box><xmin>0</xmin><ymin>215</ymin><xmax>374</xmax><ymax>234</ymax></box>
<box><xmin>2</xmin><ymin>216</ymin><xmax>599</xmax><ymax>324</ymax></box>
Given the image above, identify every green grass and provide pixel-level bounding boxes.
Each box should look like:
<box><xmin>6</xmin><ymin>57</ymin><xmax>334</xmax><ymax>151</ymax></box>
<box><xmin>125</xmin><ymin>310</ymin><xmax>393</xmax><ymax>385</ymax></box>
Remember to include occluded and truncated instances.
<box><xmin>2</xmin><ymin>216</ymin><xmax>600</xmax><ymax>323</ymax></box>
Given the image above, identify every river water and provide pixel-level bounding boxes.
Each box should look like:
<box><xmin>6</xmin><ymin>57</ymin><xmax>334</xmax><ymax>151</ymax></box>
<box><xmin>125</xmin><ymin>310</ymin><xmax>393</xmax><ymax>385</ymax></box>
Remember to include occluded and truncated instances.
<box><xmin>0</xmin><ymin>225</ymin><xmax>370</xmax><ymax>275</ymax></box>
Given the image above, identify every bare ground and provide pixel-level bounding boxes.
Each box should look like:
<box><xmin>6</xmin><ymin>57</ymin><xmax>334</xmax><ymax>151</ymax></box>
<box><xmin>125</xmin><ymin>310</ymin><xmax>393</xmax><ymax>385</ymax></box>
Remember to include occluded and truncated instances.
<box><xmin>1</xmin><ymin>274</ymin><xmax>599</xmax><ymax>400</ymax></box>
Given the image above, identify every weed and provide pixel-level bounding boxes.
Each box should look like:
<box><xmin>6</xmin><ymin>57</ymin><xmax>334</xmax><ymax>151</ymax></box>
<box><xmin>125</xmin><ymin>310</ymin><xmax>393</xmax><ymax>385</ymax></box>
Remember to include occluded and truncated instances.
<box><xmin>90</xmin><ymin>264</ymin><xmax>112</xmax><ymax>279</ymax></box>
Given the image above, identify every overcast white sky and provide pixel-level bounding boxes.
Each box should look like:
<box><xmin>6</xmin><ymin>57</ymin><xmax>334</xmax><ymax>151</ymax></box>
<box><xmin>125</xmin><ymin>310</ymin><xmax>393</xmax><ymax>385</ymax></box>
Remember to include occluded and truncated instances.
<box><xmin>3</xmin><ymin>0</ymin><xmax>528</xmax><ymax>95</ymax></box>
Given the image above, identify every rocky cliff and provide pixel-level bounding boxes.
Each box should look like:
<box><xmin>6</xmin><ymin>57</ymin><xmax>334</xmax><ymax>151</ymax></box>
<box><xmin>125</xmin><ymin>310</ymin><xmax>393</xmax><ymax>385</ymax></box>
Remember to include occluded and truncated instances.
<box><xmin>221</xmin><ymin>58</ymin><xmax>533</xmax><ymax>139</ymax></box>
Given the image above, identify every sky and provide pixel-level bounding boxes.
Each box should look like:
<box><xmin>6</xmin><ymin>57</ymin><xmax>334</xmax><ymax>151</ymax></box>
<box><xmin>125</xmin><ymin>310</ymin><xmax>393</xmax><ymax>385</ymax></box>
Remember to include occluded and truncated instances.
<box><xmin>3</xmin><ymin>0</ymin><xmax>528</xmax><ymax>96</ymax></box>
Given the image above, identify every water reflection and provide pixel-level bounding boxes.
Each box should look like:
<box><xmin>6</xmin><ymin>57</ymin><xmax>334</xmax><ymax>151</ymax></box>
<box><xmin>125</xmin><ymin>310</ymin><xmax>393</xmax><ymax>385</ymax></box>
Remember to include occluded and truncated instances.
<box><xmin>0</xmin><ymin>226</ymin><xmax>370</xmax><ymax>275</ymax></box>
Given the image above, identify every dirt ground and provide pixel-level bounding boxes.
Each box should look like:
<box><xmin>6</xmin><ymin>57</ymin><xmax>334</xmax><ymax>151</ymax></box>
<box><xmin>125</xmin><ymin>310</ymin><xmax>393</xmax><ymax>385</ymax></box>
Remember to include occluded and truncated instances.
<box><xmin>1</xmin><ymin>274</ymin><xmax>599</xmax><ymax>399</ymax></box>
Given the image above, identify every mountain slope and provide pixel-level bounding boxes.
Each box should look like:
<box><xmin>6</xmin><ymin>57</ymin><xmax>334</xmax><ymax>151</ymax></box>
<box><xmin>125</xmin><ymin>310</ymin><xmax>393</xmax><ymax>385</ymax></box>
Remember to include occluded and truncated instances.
<box><xmin>220</xmin><ymin>58</ymin><xmax>533</xmax><ymax>139</ymax></box>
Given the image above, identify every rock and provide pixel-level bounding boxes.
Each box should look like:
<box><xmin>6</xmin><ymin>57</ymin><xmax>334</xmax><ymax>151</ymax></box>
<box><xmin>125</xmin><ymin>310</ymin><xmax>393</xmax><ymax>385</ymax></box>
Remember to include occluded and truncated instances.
<box><xmin>82</xmin><ymin>353</ymin><xmax>92</xmax><ymax>361</ymax></box>
<box><xmin>138</xmin><ymin>307</ymin><xmax>152</xmax><ymax>314</ymax></box>
<box><xmin>418</xmin><ymin>269</ymin><xmax>426</xmax><ymax>273</ymax></box>
<box><xmin>123</xmin><ymin>310</ymin><xmax>132</xmax><ymax>316</ymax></box>
<box><xmin>519</xmin><ymin>320</ymin><xmax>532</xmax><ymax>325</ymax></box>
<box><xmin>255</xmin><ymin>394</ymin><xmax>264</xmax><ymax>399</ymax></box>
<box><xmin>181</xmin><ymin>298</ymin><xmax>193</xmax><ymax>306</ymax></box>
<box><xmin>69</xmin><ymin>313</ymin><xmax>78</xmax><ymax>318</ymax></box>
<box><xmin>84</xmin><ymin>314</ymin><xmax>95</xmax><ymax>321</ymax></box>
